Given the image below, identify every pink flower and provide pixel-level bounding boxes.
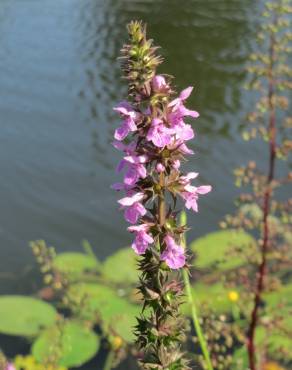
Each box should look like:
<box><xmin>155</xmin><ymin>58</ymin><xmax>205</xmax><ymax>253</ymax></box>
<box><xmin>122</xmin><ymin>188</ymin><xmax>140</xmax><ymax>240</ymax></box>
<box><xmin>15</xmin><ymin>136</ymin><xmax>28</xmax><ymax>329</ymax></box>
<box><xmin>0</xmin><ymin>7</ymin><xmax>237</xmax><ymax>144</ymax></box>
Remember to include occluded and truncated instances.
<box><xmin>117</xmin><ymin>155</ymin><xmax>147</xmax><ymax>186</ymax></box>
<box><xmin>181</xmin><ymin>184</ymin><xmax>212</xmax><ymax>212</ymax></box>
<box><xmin>172</xmin><ymin>159</ymin><xmax>181</xmax><ymax>170</ymax></box>
<box><xmin>161</xmin><ymin>235</ymin><xmax>185</xmax><ymax>269</ymax></box>
<box><xmin>156</xmin><ymin>163</ymin><xmax>165</xmax><ymax>173</ymax></box>
<box><xmin>178</xmin><ymin>142</ymin><xmax>194</xmax><ymax>155</ymax></box>
<box><xmin>128</xmin><ymin>224</ymin><xmax>154</xmax><ymax>254</ymax></box>
<box><xmin>118</xmin><ymin>192</ymin><xmax>147</xmax><ymax>224</ymax></box>
<box><xmin>173</xmin><ymin>123</ymin><xmax>195</xmax><ymax>141</ymax></box>
<box><xmin>114</xmin><ymin>102</ymin><xmax>139</xmax><ymax>141</ymax></box>
<box><xmin>147</xmin><ymin>118</ymin><xmax>173</xmax><ymax>148</ymax></box>
<box><xmin>179</xmin><ymin>172</ymin><xmax>199</xmax><ymax>185</ymax></box>
<box><xmin>112</xmin><ymin>140</ymin><xmax>137</xmax><ymax>155</ymax></box>
<box><xmin>152</xmin><ymin>75</ymin><xmax>170</xmax><ymax>93</ymax></box>
<box><xmin>111</xmin><ymin>182</ymin><xmax>133</xmax><ymax>191</ymax></box>
<box><xmin>6</xmin><ymin>364</ymin><xmax>16</xmax><ymax>370</ymax></box>
<box><xmin>168</xmin><ymin>87</ymin><xmax>199</xmax><ymax>118</ymax></box>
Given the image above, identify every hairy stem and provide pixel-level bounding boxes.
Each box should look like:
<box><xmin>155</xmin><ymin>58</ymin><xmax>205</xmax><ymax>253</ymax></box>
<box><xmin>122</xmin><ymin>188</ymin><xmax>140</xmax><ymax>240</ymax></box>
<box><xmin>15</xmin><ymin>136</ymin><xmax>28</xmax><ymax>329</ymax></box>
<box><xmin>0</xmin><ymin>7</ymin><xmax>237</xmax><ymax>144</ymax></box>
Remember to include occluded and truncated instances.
<box><xmin>247</xmin><ymin>30</ymin><xmax>276</xmax><ymax>370</ymax></box>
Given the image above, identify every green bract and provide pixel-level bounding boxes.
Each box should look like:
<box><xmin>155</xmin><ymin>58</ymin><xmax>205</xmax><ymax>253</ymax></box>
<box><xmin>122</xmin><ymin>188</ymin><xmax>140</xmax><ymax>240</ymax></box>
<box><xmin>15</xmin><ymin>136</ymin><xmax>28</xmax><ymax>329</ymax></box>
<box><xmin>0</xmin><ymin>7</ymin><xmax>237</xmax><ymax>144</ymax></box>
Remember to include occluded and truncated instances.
<box><xmin>32</xmin><ymin>321</ymin><xmax>100</xmax><ymax>368</ymax></box>
<box><xmin>0</xmin><ymin>296</ymin><xmax>57</xmax><ymax>336</ymax></box>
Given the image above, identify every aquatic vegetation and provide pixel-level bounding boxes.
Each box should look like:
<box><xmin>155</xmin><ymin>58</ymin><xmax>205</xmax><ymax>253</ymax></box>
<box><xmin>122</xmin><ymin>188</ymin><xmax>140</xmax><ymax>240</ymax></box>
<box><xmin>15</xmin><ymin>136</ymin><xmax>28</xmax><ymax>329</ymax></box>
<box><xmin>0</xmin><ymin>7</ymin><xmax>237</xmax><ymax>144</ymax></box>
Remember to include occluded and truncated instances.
<box><xmin>219</xmin><ymin>0</ymin><xmax>292</xmax><ymax>368</ymax></box>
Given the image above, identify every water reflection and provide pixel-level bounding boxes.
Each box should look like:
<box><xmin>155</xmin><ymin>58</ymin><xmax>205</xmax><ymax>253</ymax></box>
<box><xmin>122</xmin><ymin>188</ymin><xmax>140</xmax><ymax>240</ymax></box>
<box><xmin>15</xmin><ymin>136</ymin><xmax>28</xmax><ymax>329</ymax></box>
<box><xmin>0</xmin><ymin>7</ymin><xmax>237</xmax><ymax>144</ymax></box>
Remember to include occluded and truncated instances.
<box><xmin>76</xmin><ymin>0</ymin><xmax>256</xmax><ymax>163</ymax></box>
<box><xmin>73</xmin><ymin>0</ymin><xmax>259</xmax><ymax>245</ymax></box>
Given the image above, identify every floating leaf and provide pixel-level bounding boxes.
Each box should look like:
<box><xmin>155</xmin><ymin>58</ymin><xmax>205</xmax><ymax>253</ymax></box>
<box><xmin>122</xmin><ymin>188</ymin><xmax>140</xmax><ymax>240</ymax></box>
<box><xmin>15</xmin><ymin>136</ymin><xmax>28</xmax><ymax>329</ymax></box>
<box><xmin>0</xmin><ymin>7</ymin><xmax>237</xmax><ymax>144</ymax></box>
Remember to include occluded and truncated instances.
<box><xmin>32</xmin><ymin>321</ymin><xmax>100</xmax><ymax>368</ymax></box>
<box><xmin>190</xmin><ymin>230</ymin><xmax>256</xmax><ymax>271</ymax></box>
<box><xmin>231</xmin><ymin>345</ymin><xmax>248</xmax><ymax>370</ymax></box>
<box><xmin>0</xmin><ymin>296</ymin><xmax>57</xmax><ymax>336</ymax></box>
<box><xmin>53</xmin><ymin>252</ymin><xmax>99</xmax><ymax>277</ymax></box>
<box><xmin>256</xmin><ymin>325</ymin><xmax>292</xmax><ymax>362</ymax></box>
<box><xmin>264</xmin><ymin>283</ymin><xmax>292</xmax><ymax>309</ymax></box>
<box><xmin>181</xmin><ymin>282</ymin><xmax>232</xmax><ymax>315</ymax></box>
<box><xmin>68</xmin><ymin>283</ymin><xmax>139</xmax><ymax>342</ymax></box>
<box><xmin>102</xmin><ymin>247</ymin><xmax>139</xmax><ymax>285</ymax></box>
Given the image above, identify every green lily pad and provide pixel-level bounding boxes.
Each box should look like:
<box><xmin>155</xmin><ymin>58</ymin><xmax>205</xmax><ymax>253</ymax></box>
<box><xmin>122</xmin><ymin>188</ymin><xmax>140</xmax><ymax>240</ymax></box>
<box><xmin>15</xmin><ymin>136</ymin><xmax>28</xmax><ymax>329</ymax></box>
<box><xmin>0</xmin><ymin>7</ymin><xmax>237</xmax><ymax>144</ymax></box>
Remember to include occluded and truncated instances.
<box><xmin>32</xmin><ymin>320</ymin><xmax>100</xmax><ymax>368</ymax></box>
<box><xmin>53</xmin><ymin>252</ymin><xmax>99</xmax><ymax>277</ymax></box>
<box><xmin>181</xmin><ymin>282</ymin><xmax>233</xmax><ymax>315</ymax></box>
<box><xmin>264</xmin><ymin>283</ymin><xmax>292</xmax><ymax>309</ymax></box>
<box><xmin>67</xmin><ymin>283</ymin><xmax>140</xmax><ymax>342</ymax></box>
<box><xmin>256</xmin><ymin>325</ymin><xmax>292</xmax><ymax>362</ymax></box>
<box><xmin>0</xmin><ymin>296</ymin><xmax>57</xmax><ymax>336</ymax></box>
<box><xmin>190</xmin><ymin>230</ymin><xmax>256</xmax><ymax>271</ymax></box>
<box><xmin>102</xmin><ymin>247</ymin><xmax>139</xmax><ymax>285</ymax></box>
<box><xmin>231</xmin><ymin>346</ymin><xmax>248</xmax><ymax>370</ymax></box>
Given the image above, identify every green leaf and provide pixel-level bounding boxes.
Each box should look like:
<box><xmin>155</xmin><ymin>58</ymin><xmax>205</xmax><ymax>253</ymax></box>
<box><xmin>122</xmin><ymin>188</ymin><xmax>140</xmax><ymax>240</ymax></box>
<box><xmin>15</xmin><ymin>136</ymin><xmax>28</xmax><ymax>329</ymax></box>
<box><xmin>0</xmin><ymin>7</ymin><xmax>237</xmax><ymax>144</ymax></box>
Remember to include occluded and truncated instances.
<box><xmin>264</xmin><ymin>283</ymin><xmax>292</xmax><ymax>309</ymax></box>
<box><xmin>53</xmin><ymin>252</ymin><xmax>99</xmax><ymax>277</ymax></box>
<box><xmin>181</xmin><ymin>282</ymin><xmax>233</xmax><ymax>315</ymax></box>
<box><xmin>102</xmin><ymin>247</ymin><xmax>139</xmax><ymax>285</ymax></box>
<box><xmin>190</xmin><ymin>230</ymin><xmax>256</xmax><ymax>271</ymax></box>
<box><xmin>0</xmin><ymin>296</ymin><xmax>57</xmax><ymax>336</ymax></box>
<box><xmin>256</xmin><ymin>324</ymin><xmax>292</xmax><ymax>362</ymax></box>
<box><xmin>32</xmin><ymin>320</ymin><xmax>100</xmax><ymax>368</ymax></box>
<box><xmin>67</xmin><ymin>283</ymin><xmax>140</xmax><ymax>342</ymax></box>
<box><xmin>231</xmin><ymin>346</ymin><xmax>248</xmax><ymax>370</ymax></box>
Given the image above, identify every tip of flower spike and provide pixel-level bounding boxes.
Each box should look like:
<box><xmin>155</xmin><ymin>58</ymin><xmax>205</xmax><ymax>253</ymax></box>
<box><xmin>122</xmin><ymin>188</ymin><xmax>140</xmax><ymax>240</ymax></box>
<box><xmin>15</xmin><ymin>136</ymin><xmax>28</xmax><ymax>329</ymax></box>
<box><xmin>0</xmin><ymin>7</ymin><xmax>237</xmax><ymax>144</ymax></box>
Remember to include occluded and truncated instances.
<box><xmin>127</xmin><ymin>20</ymin><xmax>146</xmax><ymax>44</ymax></box>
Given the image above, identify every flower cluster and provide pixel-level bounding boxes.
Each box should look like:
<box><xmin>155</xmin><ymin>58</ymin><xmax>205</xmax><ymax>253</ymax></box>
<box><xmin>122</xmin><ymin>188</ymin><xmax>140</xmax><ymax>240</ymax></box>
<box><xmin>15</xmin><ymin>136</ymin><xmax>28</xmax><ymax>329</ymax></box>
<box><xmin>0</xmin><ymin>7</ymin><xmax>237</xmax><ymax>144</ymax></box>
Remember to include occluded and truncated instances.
<box><xmin>113</xmin><ymin>75</ymin><xmax>211</xmax><ymax>269</ymax></box>
<box><xmin>113</xmin><ymin>21</ymin><xmax>211</xmax><ymax>369</ymax></box>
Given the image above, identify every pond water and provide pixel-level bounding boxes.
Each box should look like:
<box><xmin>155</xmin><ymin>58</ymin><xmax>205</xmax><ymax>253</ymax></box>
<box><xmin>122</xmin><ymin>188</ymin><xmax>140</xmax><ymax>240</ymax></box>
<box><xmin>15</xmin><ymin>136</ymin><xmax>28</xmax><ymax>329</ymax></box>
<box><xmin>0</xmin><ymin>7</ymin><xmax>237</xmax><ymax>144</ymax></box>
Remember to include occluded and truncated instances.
<box><xmin>0</xmin><ymin>0</ymin><xmax>288</xmax><ymax>368</ymax></box>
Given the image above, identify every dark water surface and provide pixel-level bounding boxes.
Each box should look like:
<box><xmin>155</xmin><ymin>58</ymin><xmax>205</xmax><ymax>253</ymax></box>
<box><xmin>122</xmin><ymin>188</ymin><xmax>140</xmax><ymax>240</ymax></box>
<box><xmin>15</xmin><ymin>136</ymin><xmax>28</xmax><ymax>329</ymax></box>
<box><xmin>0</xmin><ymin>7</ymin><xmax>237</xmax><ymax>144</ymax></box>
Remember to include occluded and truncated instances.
<box><xmin>0</xmin><ymin>0</ymin><xmax>276</xmax><ymax>367</ymax></box>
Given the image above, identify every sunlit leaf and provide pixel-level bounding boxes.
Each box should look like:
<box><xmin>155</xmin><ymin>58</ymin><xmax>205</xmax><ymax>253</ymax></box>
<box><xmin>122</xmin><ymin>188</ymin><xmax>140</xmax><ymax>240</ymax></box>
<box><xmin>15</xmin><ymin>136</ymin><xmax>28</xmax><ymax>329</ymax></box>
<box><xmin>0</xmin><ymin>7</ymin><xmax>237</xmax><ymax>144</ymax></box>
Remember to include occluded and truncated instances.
<box><xmin>102</xmin><ymin>247</ymin><xmax>139</xmax><ymax>285</ymax></box>
<box><xmin>53</xmin><ymin>252</ymin><xmax>99</xmax><ymax>277</ymax></box>
<box><xmin>190</xmin><ymin>230</ymin><xmax>256</xmax><ymax>271</ymax></box>
<box><xmin>0</xmin><ymin>296</ymin><xmax>57</xmax><ymax>336</ymax></box>
<box><xmin>32</xmin><ymin>320</ymin><xmax>100</xmax><ymax>368</ymax></box>
<box><xmin>67</xmin><ymin>283</ymin><xmax>140</xmax><ymax>342</ymax></box>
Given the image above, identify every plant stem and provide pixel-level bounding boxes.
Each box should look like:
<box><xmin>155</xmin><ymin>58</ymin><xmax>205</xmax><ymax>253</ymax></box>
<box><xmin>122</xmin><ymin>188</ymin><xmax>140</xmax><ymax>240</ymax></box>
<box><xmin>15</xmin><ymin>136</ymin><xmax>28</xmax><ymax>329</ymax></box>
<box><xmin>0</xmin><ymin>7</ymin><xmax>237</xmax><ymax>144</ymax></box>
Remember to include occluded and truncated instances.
<box><xmin>180</xmin><ymin>212</ymin><xmax>214</xmax><ymax>370</ymax></box>
<box><xmin>247</xmin><ymin>29</ymin><xmax>276</xmax><ymax>370</ymax></box>
<box><xmin>103</xmin><ymin>350</ymin><xmax>115</xmax><ymax>370</ymax></box>
<box><xmin>158</xmin><ymin>172</ymin><xmax>166</xmax><ymax>226</ymax></box>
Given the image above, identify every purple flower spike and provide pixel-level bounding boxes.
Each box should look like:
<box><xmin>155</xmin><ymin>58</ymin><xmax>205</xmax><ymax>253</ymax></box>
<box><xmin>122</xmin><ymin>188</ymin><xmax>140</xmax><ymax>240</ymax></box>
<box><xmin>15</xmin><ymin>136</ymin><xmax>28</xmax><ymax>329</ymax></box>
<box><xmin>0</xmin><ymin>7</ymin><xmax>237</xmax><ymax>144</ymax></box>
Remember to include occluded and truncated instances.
<box><xmin>161</xmin><ymin>235</ymin><xmax>186</xmax><ymax>269</ymax></box>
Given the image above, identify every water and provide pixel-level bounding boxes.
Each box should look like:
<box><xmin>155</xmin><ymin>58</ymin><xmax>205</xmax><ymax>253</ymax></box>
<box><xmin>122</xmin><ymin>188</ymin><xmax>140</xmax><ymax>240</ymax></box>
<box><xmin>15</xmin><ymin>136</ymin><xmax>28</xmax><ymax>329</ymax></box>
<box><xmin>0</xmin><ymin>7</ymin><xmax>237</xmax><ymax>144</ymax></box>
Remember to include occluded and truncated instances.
<box><xmin>0</xmin><ymin>0</ymin><xmax>287</xmax><ymax>368</ymax></box>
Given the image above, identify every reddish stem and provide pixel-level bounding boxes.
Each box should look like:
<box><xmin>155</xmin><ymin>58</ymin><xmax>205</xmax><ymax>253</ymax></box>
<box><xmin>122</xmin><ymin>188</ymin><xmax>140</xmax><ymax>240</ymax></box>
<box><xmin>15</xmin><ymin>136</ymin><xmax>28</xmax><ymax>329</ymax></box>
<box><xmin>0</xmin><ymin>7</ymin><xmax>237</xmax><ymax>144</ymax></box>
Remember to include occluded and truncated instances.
<box><xmin>247</xmin><ymin>32</ymin><xmax>276</xmax><ymax>370</ymax></box>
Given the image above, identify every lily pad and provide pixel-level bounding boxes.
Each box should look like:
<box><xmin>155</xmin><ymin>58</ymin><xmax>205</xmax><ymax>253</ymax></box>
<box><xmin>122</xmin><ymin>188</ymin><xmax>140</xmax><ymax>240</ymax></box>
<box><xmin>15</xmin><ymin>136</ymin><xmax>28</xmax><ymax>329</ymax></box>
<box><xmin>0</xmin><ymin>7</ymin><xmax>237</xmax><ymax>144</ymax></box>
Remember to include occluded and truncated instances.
<box><xmin>190</xmin><ymin>230</ymin><xmax>256</xmax><ymax>271</ymax></box>
<box><xmin>67</xmin><ymin>283</ymin><xmax>140</xmax><ymax>342</ymax></box>
<box><xmin>53</xmin><ymin>252</ymin><xmax>99</xmax><ymax>277</ymax></box>
<box><xmin>256</xmin><ymin>325</ymin><xmax>292</xmax><ymax>362</ymax></box>
<box><xmin>32</xmin><ymin>320</ymin><xmax>100</xmax><ymax>368</ymax></box>
<box><xmin>0</xmin><ymin>296</ymin><xmax>57</xmax><ymax>336</ymax></box>
<box><xmin>181</xmin><ymin>282</ymin><xmax>232</xmax><ymax>315</ymax></box>
<box><xmin>102</xmin><ymin>247</ymin><xmax>139</xmax><ymax>285</ymax></box>
<box><xmin>231</xmin><ymin>346</ymin><xmax>248</xmax><ymax>370</ymax></box>
<box><xmin>264</xmin><ymin>283</ymin><xmax>292</xmax><ymax>309</ymax></box>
